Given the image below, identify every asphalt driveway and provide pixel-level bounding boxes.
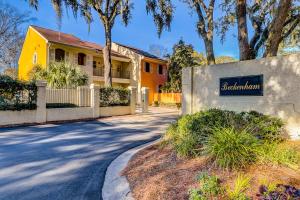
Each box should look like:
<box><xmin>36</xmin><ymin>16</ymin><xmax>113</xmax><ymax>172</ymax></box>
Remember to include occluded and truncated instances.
<box><xmin>0</xmin><ymin>108</ymin><xmax>178</xmax><ymax>200</ymax></box>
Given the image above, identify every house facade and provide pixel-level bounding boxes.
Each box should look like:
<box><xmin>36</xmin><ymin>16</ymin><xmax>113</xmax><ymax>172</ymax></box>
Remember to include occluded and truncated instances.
<box><xmin>18</xmin><ymin>26</ymin><xmax>168</xmax><ymax>104</ymax></box>
<box><xmin>18</xmin><ymin>26</ymin><xmax>132</xmax><ymax>88</ymax></box>
<box><xmin>112</xmin><ymin>43</ymin><xmax>168</xmax><ymax>104</ymax></box>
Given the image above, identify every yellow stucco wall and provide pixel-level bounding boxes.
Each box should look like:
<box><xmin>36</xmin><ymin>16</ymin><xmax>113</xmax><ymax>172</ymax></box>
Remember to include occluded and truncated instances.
<box><xmin>18</xmin><ymin>27</ymin><xmax>48</xmax><ymax>80</ymax></box>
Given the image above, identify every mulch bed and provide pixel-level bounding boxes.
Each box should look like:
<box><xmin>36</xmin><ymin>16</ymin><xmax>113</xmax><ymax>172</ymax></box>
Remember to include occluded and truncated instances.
<box><xmin>122</xmin><ymin>143</ymin><xmax>300</xmax><ymax>200</ymax></box>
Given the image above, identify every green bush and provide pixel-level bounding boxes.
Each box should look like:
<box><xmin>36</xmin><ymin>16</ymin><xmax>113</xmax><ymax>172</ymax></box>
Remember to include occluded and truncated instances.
<box><xmin>257</xmin><ymin>142</ymin><xmax>300</xmax><ymax>169</ymax></box>
<box><xmin>0</xmin><ymin>75</ymin><xmax>37</xmax><ymax>111</ymax></box>
<box><xmin>99</xmin><ymin>87</ymin><xmax>130</xmax><ymax>107</ymax></box>
<box><xmin>28</xmin><ymin>62</ymin><xmax>88</xmax><ymax>89</ymax></box>
<box><xmin>164</xmin><ymin>109</ymin><xmax>286</xmax><ymax>157</ymax></box>
<box><xmin>205</xmin><ymin>127</ymin><xmax>260</xmax><ymax>169</ymax></box>
<box><xmin>238</xmin><ymin>111</ymin><xmax>287</xmax><ymax>142</ymax></box>
<box><xmin>226</xmin><ymin>174</ymin><xmax>251</xmax><ymax>200</ymax></box>
<box><xmin>46</xmin><ymin>103</ymin><xmax>78</xmax><ymax>109</ymax></box>
<box><xmin>189</xmin><ymin>172</ymin><xmax>224</xmax><ymax>200</ymax></box>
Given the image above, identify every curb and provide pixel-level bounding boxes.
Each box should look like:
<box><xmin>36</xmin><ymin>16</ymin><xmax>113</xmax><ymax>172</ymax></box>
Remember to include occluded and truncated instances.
<box><xmin>102</xmin><ymin>139</ymin><xmax>159</xmax><ymax>200</ymax></box>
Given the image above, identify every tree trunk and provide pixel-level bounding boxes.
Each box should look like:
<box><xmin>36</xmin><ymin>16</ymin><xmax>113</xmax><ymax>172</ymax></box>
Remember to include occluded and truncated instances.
<box><xmin>236</xmin><ymin>0</ymin><xmax>251</xmax><ymax>60</ymax></box>
<box><xmin>264</xmin><ymin>0</ymin><xmax>292</xmax><ymax>57</ymax></box>
<box><xmin>204</xmin><ymin>37</ymin><xmax>215</xmax><ymax>65</ymax></box>
<box><xmin>103</xmin><ymin>26</ymin><xmax>113</xmax><ymax>87</ymax></box>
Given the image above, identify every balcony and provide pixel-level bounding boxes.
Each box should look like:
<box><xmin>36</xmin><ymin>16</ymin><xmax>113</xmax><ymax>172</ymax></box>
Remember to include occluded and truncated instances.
<box><xmin>93</xmin><ymin>67</ymin><xmax>130</xmax><ymax>79</ymax></box>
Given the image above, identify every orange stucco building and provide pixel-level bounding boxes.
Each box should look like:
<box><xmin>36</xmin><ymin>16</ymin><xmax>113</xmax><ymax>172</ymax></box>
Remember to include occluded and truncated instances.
<box><xmin>112</xmin><ymin>43</ymin><xmax>168</xmax><ymax>104</ymax></box>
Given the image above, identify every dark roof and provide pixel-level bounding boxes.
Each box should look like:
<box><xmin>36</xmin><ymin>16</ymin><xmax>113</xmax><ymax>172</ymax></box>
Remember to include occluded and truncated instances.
<box><xmin>31</xmin><ymin>25</ymin><xmax>129</xmax><ymax>59</ymax></box>
<box><xmin>114</xmin><ymin>42</ymin><xmax>167</xmax><ymax>62</ymax></box>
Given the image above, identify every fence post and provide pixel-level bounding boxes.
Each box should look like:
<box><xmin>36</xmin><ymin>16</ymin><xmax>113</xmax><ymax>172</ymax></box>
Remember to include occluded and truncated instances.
<box><xmin>90</xmin><ymin>84</ymin><xmax>100</xmax><ymax>118</ymax></box>
<box><xmin>128</xmin><ymin>86</ymin><xmax>137</xmax><ymax>114</ymax></box>
<box><xmin>36</xmin><ymin>81</ymin><xmax>47</xmax><ymax>123</ymax></box>
<box><xmin>141</xmin><ymin>87</ymin><xmax>149</xmax><ymax>113</ymax></box>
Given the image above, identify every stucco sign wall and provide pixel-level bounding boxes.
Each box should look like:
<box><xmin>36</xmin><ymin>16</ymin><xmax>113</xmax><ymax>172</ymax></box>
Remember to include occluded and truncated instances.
<box><xmin>182</xmin><ymin>54</ymin><xmax>300</xmax><ymax>139</ymax></box>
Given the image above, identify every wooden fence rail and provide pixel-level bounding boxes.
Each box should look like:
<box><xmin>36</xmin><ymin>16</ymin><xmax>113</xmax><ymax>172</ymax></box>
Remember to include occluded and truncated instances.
<box><xmin>153</xmin><ymin>93</ymin><xmax>182</xmax><ymax>104</ymax></box>
<box><xmin>46</xmin><ymin>87</ymin><xmax>91</xmax><ymax>107</ymax></box>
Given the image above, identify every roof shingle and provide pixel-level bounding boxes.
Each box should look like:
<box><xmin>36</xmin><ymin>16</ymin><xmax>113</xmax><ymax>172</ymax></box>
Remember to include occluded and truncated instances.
<box><xmin>114</xmin><ymin>42</ymin><xmax>167</xmax><ymax>63</ymax></box>
<box><xmin>31</xmin><ymin>25</ymin><xmax>128</xmax><ymax>59</ymax></box>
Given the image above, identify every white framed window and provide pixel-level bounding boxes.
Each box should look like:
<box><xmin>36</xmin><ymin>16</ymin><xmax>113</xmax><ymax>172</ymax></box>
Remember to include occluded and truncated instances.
<box><xmin>33</xmin><ymin>52</ymin><xmax>38</xmax><ymax>64</ymax></box>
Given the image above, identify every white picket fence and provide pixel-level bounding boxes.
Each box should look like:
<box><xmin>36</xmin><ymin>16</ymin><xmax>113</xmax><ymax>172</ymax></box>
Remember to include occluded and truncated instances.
<box><xmin>46</xmin><ymin>87</ymin><xmax>91</xmax><ymax>107</ymax></box>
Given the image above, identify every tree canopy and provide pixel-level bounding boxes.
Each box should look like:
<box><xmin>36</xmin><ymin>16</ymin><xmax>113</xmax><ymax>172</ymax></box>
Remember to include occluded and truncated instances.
<box><xmin>0</xmin><ymin>3</ymin><xmax>32</xmax><ymax>70</ymax></box>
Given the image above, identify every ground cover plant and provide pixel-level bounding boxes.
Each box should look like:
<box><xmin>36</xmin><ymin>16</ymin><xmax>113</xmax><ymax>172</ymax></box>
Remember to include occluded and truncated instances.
<box><xmin>189</xmin><ymin>172</ymin><xmax>300</xmax><ymax>200</ymax></box>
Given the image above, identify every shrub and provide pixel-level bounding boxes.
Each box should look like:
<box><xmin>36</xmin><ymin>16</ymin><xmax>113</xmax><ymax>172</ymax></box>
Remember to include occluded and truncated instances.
<box><xmin>226</xmin><ymin>175</ymin><xmax>251</xmax><ymax>200</ymax></box>
<box><xmin>99</xmin><ymin>87</ymin><xmax>130</xmax><ymax>107</ymax></box>
<box><xmin>238</xmin><ymin>111</ymin><xmax>287</xmax><ymax>142</ymax></box>
<box><xmin>257</xmin><ymin>142</ymin><xmax>300</xmax><ymax>169</ymax></box>
<box><xmin>204</xmin><ymin>127</ymin><xmax>260</xmax><ymax>169</ymax></box>
<box><xmin>0</xmin><ymin>75</ymin><xmax>37</xmax><ymax>111</ymax></box>
<box><xmin>189</xmin><ymin>172</ymin><xmax>224</xmax><ymax>200</ymax></box>
<box><xmin>28</xmin><ymin>62</ymin><xmax>88</xmax><ymax>89</ymax></box>
<box><xmin>46</xmin><ymin>103</ymin><xmax>78</xmax><ymax>109</ymax></box>
<box><xmin>164</xmin><ymin>109</ymin><xmax>286</xmax><ymax>157</ymax></box>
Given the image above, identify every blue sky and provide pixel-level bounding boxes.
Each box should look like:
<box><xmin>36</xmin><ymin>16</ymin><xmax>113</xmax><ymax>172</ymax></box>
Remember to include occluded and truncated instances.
<box><xmin>5</xmin><ymin>0</ymin><xmax>239</xmax><ymax>58</ymax></box>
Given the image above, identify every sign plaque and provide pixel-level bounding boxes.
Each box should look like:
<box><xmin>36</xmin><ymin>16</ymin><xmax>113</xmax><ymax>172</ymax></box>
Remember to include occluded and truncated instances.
<box><xmin>220</xmin><ymin>75</ymin><xmax>263</xmax><ymax>96</ymax></box>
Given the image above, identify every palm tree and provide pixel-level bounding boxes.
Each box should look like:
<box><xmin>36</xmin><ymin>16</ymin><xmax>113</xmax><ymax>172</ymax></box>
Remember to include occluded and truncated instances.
<box><xmin>29</xmin><ymin>62</ymin><xmax>88</xmax><ymax>89</ymax></box>
<box><xmin>26</xmin><ymin>0</ymin><xmax>173</xmax><ymax>87</ymax></box>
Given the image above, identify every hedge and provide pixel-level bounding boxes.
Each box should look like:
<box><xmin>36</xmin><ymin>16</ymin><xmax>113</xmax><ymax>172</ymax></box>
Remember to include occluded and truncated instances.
<box><xmin>0</xmin><ymin>75</ymin><xmax>37</xmax><ymax>111</ymax></box>
<box><xmin>99</xmin><ymin>87</ymin><xmax>130</xmax><ymax>107</ymax></box>
<box><xmin>46</xmin><ymin>103</ymin><xmax>78</xmax><ymax>109</ymax></box>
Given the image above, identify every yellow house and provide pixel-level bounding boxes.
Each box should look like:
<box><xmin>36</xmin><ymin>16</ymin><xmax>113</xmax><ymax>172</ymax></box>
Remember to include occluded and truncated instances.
<box><xmin>18</xmin><ymin>25</ymin><xmax>132</xmax><ymax>87</ymax></box>
<box><xmin>19</xmin><ymin>26</ymin><xmax>168</xmax><ymax>104</ymax></box>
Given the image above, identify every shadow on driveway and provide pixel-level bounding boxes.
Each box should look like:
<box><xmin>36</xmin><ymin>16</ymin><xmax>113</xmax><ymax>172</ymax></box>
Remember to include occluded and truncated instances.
<box><xmin>0</xmin><ymin>108</ymin><xmax>178</xmax><ymax>200</ymax></box>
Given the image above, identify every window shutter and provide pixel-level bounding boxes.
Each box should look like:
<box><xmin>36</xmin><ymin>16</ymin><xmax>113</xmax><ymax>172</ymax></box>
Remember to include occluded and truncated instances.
<box><xmin>49</xmin><ymin>49</ymin><xmax>55</xmax><ymax>62</ymax></box>
<box><xmin>86</xmin><ymin>55</ymin><xmax>92</xmax><ymax>66</ymax></box>
<box><xmin>65</xmin><ymin>52</ymin><xmax>69</xmax><ymax>62</ymax></box>
<box><xmin>73</xmin><ymin>53</ymin><xmax>78</xmax><ymax>64</ymax></box>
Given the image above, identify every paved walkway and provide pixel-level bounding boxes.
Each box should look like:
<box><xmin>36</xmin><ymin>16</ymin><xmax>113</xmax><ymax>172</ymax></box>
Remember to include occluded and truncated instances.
<box><xmin>0</xmin><ymin>107</ymin><xmax>178</xmax><ymax>200</ymax></box>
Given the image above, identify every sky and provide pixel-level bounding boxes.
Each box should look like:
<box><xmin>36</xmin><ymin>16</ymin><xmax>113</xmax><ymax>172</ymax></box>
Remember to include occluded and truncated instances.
<box><xmin>4</xmin><ymin>0</ymin><xmax>239</xmax><ymax>58</ymax></box>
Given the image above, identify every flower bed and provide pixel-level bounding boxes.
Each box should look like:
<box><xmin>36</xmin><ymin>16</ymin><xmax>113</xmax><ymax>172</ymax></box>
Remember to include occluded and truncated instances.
<box><xmin>122</xmin><ymin>109</ymin><xmax>300</xmax><ymax>199</ymax></box>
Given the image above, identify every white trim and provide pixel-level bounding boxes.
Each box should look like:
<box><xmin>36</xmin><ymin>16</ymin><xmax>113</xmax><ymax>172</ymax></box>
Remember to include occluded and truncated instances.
<box><xmin>29</xmin><ymin>26</ymin><xmax>49</xmax><ymax>43</ymax></box>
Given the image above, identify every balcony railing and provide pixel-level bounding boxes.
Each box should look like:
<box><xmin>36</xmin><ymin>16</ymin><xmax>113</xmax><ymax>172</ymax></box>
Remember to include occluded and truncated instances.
<box><xmin>93</xmin><ymin>67</ymin><xmax>130</xmax><ymax>79</ymax></box>
<box><xmin>93</xmin><ymin>67</ymin><xmax>104</xmax><ymax>77</ymax></box>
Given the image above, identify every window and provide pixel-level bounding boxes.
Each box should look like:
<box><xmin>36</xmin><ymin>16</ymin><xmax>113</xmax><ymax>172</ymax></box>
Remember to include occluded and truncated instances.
<box><xmin>93</xmin><ymin>61</ymin><xmax>97</xmax><ymax>68</ymax></box>
<box><xmin>145</xmin><ymin>62</ymin><xmax>151</xmax><ymax>72</ymax></box>
<box><xmin>55</xmin><ymin>48</ymin><xmax>65</xmax><ymax>62</ymax></box>
<box><xmin>158</xmin><ymin>65</ymin><xmax>163</xmax><ymax>75</ymax></box>
<box><xmin>78</xmin><ymin>53</ymin><xmax>86</xmax><ymax>65</ymax></box>
<box><xmin>33</xmin><ymin>52</ymin><xmax>37</xmax><ymax>64</ymax></box>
